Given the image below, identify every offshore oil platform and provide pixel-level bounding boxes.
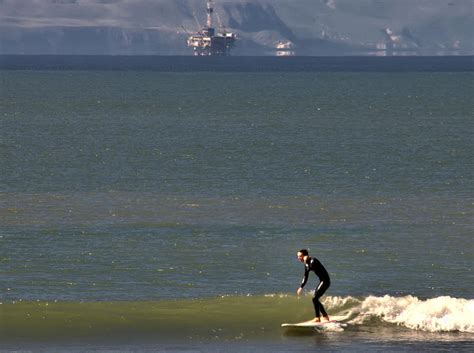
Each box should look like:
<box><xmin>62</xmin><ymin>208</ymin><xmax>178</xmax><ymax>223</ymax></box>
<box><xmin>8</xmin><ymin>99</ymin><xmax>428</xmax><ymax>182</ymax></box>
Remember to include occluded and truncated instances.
<box><xmin>186</xmin><ymin>0</ymin><xmax>237</xmax><ymax>56</ymax></box>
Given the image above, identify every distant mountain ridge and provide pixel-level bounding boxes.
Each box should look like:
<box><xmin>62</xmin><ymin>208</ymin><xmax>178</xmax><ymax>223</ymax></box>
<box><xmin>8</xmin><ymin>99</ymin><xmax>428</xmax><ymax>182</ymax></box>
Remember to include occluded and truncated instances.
<box><xmin>1</xmin><ymin>0</ymin><xmax>472</xmax><ymax>55</ymax></box>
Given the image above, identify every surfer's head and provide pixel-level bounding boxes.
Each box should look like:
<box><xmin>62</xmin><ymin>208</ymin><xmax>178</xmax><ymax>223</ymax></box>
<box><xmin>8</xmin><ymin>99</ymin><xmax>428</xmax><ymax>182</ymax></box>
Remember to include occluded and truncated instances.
<box><xmin>297</xmin><ymin>249</ymin><xmax>309</xmax><ymax>262</ymax></box>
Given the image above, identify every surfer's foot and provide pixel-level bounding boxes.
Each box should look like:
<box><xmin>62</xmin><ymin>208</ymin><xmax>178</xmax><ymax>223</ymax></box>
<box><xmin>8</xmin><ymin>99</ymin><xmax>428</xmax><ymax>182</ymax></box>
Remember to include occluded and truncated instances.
<box><xmin>310</xmin><ymin>317</ymin><xmax>321</xmax><ymax>323</ymax></box>
<box><xmin>323</xmin><ymin>315</ymin><xmax>330</xmax><ymax>322</ymax></box>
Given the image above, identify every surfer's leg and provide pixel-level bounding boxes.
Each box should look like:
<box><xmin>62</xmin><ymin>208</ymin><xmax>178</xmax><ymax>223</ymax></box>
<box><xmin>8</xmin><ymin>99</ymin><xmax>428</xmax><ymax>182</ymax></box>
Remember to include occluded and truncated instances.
<box><xmin>313</xmin><ymin>280</ymin><xmax>330</xmax><ymax>320</ymax></box>
<box><xmin>311</xmin><ymin>296</ymin><xmax>321</xmax><ymax>318</ymax></box>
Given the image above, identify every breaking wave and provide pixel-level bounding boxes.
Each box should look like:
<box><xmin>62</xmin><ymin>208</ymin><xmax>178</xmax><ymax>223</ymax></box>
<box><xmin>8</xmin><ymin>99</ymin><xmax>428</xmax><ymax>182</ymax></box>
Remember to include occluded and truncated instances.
<box><xmin>1</xmin><ymin>294</ymin><xmax>472</xmax><ymax>343</ymax></box>
<box><xmin>325</xmin><ymin>295</ymin><xmax>474</xmax><ymax>333</ymax></box>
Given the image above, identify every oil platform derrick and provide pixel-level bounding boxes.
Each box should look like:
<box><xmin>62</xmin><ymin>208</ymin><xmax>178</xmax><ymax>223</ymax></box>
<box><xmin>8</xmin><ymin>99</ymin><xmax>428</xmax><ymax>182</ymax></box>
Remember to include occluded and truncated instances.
<box><xmin>186</xmin><ymin>0</ymin><xmax>237</xmax><ymax>56</ymax></box>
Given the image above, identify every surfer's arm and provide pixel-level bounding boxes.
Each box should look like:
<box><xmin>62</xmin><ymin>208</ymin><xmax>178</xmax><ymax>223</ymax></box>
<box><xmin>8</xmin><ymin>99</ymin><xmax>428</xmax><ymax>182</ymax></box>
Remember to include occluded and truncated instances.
<box><xmin>300</xmin><ymin>268</ymin><xmax>309</xmax><ymax>289</ymax></box>
<box><xmin>297</xmin><ymin>269</ymin><xmax>309</xmax><ymax>295</ymax></box>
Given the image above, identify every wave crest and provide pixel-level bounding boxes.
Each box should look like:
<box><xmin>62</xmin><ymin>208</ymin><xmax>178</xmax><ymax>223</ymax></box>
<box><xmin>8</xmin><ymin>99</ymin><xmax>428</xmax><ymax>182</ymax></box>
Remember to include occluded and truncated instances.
<box><xmin>330</xmin><ymin>295</ymin><xmax>474</xmax><ymax>333</ymax></box>
<box><xmin>1</xmin><ymin>294</ymin><xmax>472</xmax><ymax>343</ymax></box>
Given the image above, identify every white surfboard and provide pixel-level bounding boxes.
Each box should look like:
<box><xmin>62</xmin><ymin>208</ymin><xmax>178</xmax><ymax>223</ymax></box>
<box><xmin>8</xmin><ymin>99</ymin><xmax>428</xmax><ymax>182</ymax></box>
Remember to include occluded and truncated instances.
<box><xmin>281</xmin><ymin>315</ymin><xmax>347</xmax><ymax>329</ymax></box>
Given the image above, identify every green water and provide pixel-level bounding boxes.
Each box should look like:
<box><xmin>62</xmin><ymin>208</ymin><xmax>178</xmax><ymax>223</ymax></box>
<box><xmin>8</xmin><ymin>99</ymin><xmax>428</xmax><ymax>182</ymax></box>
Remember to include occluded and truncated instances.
<box><xmin>0</xmin><ymin>70</ymin><xmax>473</xmax><ymax>350</ymax></box>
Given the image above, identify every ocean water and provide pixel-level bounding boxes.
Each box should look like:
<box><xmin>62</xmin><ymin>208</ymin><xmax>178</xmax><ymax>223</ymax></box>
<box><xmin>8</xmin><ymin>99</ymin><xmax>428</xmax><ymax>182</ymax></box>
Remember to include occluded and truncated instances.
<box><xmin>1</xmin><ymin>62</ymin><xmax>473</xmax><ymax>352</ymax></box>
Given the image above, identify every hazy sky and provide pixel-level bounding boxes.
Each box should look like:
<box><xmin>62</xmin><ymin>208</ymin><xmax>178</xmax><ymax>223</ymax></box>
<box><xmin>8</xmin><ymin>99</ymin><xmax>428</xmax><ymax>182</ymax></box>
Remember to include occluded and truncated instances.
<box><xmin>1</xmin><ymin>0</ymin><xmax>158</xmax><ymax>28</ymax></box>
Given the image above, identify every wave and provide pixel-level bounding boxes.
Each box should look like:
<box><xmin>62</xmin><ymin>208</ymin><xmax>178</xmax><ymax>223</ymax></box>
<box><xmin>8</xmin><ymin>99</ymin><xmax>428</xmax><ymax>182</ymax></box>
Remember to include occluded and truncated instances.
<box><xmin>1</xmin><ymin>295</ymin><xmax>472</xmax><ymax>342</ymax></box>
<box><xmin>325</xmin><ymin>295</ymin><xmax>474</xmax><ymax>333</ymax></box>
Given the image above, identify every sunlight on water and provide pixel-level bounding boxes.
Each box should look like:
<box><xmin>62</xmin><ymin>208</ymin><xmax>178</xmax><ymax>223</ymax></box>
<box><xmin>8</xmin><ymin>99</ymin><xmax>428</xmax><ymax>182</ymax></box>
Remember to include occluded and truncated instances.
<box><xmin>1</xmin><ymin>69</ymin><xmax>473</xmax><ymax>351</ymax></box>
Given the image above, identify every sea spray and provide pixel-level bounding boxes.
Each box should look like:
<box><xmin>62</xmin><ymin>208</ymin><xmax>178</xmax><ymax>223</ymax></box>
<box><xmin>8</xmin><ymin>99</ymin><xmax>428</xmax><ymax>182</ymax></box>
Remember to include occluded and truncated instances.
<box><xmin>350</xmin><ymin>295</ymin><xmax>474</xmax><ymax>333</ymax></box>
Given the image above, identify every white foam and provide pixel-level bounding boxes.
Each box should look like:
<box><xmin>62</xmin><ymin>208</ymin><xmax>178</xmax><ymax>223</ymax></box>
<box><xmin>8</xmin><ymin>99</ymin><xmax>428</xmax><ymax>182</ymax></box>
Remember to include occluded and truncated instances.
<box><xmin>357</xmin><ymin>295</ymin><xmax>474</xmax><ymax>333</ymax></box>
<box><xmin>323</xmin><ymin>295</ymin><xmax>360</xmax><ymax>308</ymax></box>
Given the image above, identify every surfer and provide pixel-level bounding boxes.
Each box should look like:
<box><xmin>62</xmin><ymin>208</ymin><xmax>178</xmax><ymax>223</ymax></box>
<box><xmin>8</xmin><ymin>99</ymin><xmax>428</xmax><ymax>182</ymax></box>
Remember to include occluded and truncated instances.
<box><xmin>296</xmin><ymin>249</ymin><xmax>331</xmax><ymax>323</ymax></box>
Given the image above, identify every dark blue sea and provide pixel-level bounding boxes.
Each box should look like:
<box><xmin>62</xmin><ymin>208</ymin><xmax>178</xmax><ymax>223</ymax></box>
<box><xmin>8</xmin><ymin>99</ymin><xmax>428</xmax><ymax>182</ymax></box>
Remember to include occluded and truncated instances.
<box><xmin>1</xmin><ymin>56</ymin><xmax>473</xmax><ymax>352</ymax></box>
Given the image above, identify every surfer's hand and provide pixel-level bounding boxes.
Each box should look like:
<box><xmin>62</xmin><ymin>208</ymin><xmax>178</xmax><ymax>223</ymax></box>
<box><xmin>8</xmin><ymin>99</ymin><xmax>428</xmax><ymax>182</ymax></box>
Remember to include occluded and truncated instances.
<box><xmin>297</xmin><ymin>287</ymin><xmax>303</xmax><ymax>296</ymax></box>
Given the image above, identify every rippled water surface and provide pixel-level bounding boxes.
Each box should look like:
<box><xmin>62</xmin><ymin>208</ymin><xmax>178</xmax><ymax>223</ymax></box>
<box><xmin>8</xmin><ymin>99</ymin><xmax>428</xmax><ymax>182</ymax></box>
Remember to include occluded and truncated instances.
<box><xmin>1</xmin><ymin>67</ymin><xmax>473</xmax><ymax>352</ymax></box>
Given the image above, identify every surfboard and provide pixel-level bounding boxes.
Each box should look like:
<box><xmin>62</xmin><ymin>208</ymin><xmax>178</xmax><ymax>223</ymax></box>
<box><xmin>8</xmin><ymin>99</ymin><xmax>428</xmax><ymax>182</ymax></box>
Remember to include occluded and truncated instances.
<box><xmin>281</xmin><ymin>315</ymin><xmax>347</xmax><ymax>329</ymax></box>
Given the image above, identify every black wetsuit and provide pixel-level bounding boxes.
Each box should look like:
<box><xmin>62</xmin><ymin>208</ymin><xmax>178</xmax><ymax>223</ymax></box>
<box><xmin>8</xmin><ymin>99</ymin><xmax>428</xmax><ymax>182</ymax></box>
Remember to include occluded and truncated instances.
<box><xmin>300</xmin><ymin>256</ymin><xmax>331</xmax><ymax>318</ymax></box>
